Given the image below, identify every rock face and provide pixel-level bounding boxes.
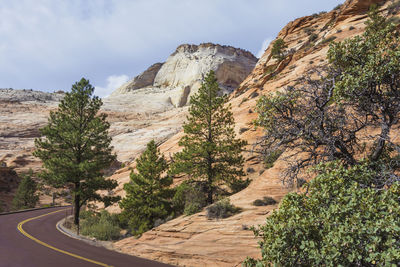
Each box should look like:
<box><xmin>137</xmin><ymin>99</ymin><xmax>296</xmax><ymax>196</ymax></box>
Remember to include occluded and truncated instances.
<box><xmin>111</xmin><ymin>63</ymin><xmax>163</xmax><ymax>95</ymax></box>
<box><xmin>112</xmin><ymin>1</ymin><xmax>400</xmax><ymax>266</ymax></box>
<box><xmin>112</xmin><ymin>43</ymin><xmax>257</xmax><ymax>107</ymax></box>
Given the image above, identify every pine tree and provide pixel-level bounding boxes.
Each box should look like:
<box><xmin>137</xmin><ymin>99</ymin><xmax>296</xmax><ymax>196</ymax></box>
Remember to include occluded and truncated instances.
<box><xmin>119</xmin><ymin>140</ymin><xmax>173</xmax><ymax>236</ymax></box>
<box><xmin>34</xmin><ymin>78</ymin><xmax>119</xmax><ymax>229</ymax></box>
<box><xmin>171</xmin><ymin>71</ymin><xmax>247</xmax><ymax>204</ymax></box>
<box><xmin>11</xmin><ymin>170</ymin><xmax>39</xmax><ymax>210</ymax></box>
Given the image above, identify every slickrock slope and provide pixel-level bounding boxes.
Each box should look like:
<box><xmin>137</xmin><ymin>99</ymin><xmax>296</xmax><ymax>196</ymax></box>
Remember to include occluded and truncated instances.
<box><xmin>113</xmin><ymin>0</ymin><xmax>391</xmax><ymax>266</ymax></box>
<box><xmin>0</xmin><ymin>44</ymin><xmax>256</xmax><ymax>208</ymax></box>
<box><xmin>110</xmin><ymin>43</ymin><xmax>257</xmax><ymax>107</ymax></box>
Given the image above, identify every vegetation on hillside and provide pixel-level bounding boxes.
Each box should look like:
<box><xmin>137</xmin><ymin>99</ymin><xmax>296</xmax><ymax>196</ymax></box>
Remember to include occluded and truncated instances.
<box><xmin>119</xmin><ymin>140</ymin><xmax>173</xmax><ymax>236</ymax></box>
<box><xmin>170</xmin><ymin>71</ymin><xmax>247</xmax><ymax>205</ymax></box>
<box><xmin>34</xmin><ymin>78</ymin><xmax>119</xmax><ymax>231</ymax></box>
<box><xmin>11</xmin><ymin>170</ymin><xmax>39</xmax><ymax>210</ymax></box>
<box><xmin>246</xmin><ymin>6</ymin><xmax>400</xmax><ymax>266</ymax></box>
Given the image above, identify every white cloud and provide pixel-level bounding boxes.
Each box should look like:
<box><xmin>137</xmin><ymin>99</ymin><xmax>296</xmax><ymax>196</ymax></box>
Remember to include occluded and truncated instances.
<box><xmin>256</xmin><ymin>38</ymin><xmax>272</xmax><ymax>58</ymax></box>
<box><xmin>0</xmin><ymin>0</ymin><xmax>344</xmax><ymax>92</ymax></box>
<box><xmin>94</xmin><ymin>74</ymin><xmax>129</xmax><ymax>98</ymax></box>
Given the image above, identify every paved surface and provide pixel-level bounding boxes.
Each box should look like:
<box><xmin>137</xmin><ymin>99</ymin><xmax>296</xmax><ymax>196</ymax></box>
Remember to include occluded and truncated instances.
<box><xmin>0</xmin><ymin>207</ymin><xmax>173</xmax><ymax>267</ymax></box>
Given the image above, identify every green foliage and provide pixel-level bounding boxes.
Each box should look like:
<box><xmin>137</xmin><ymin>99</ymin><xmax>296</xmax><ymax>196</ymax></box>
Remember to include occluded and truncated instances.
<box><xmin>271</xmin><ymin>38</ymin><xmax>288</xmax><ymax>61</ymax></box>
<box><xmin>80</xmin><ymin>210</ymin><xmax>121</xmax><ymax>241</ymax></box>
<box><xmin>205</xmin><ymin>198</ymin><xmax>241</xmax><ymax>219</ymax></box>
<box><xmin>120</xmin><ymin>140</ymin><xmax>173</xmax><ymax>236</ymax></box>
<box><xmin>320</xmin><ymin>36</ymin><xmax>337</xmax><ymax>44</ymax></box>
<box><xmin>172</xmin><ymin>181</ymin><xmax>207</xmax><ymax>216</ymax></box>
<box><xmin>308</xmin><ymin>33</ymin><xmax>318</xmax><ymax>42</ymax></box>
<box><xmin>11</xmin><ymin>170</ymin><xmax>39</xmax><ymax>210</ymax></box>
<box><xmin>263</xmin><ymin>150</ymin><xmax>282</xmax><ymax>169</ymax></box>
<box><xmin>245</xmin><ymin>162</ymin><xmax>400</xmax><ymax>266</ymax></box>
<box><xmin>252</xmin><ymin>196</ymin><xmax>277</xmax><ymax>206</ymax></box>
<box><xmin>328</xmin><ymin>6</ymin><xmax>400</xmax><ymax>102</ymax></box>
<box><xmin>171</xmin><ymin>71</ymin><xmax>247</xmax><ymax>204</ymax></box>
<box><xmin>249</xmin><ymin>9</ymin><xmax>400</xmax><ymax>266</ymax></box>
<box><xmin>34</xmin><ymin>78</ymin><xmax>119</xmax><ymax>226</ymax></box>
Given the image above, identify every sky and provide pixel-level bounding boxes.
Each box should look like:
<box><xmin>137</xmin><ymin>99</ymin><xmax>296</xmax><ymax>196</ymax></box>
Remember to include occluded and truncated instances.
<box><xmin>0</xmin><ymin>0</ymin><xmax>343</xmax><ymax>97</ymax></box>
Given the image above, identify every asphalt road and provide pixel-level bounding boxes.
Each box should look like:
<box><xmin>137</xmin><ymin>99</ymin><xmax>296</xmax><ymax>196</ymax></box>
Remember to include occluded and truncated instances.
<box><xmin>0</xmin><ymin>207</ymin><xmax>173</xmax><ymax>267</ymax></box>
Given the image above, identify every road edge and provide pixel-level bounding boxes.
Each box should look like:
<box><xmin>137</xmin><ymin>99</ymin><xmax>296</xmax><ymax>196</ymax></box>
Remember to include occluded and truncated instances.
<box><xmin>56</xmin><ymin>217</ymin><xmax>115</xmax><ymax>249</ymax></box>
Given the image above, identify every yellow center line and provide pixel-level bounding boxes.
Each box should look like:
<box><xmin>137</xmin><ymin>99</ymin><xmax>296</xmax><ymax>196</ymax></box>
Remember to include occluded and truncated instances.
<box><xmin>17</xmin><ymin>208</ymin><xmax>112</xmax><ymax>267</ymax></box>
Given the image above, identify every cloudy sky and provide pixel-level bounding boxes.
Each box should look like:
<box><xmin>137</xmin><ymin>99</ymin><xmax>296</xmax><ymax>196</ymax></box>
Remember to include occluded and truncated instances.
<box><xmin>0</xmin><ymin>0</ymin><xmax>343</xmax><ymax>97</ymax></box>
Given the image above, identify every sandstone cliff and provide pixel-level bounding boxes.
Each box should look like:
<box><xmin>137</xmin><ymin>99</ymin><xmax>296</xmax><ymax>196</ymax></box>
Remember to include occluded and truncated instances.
<box><xmin>112</xmin><ymin>0</ymin><xmax>394</xmax><ymax>266</ymax></box>
<box><xmin>111</xmin><ymin>43</ymin><xmax>257</xmax><ymax>107</ymax></box>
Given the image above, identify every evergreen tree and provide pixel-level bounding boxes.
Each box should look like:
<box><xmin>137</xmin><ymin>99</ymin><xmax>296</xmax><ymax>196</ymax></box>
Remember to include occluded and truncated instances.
<box><xmin>171</xmin><ymin>71</ymin><xmax>247</xmax><ymax>204</ymax></box>
<box><xmin>11</xmin><ymin>170</ymin><xmax>39</xmax><ymax>210</ymax></box>
<box><xmin>119</xmin><ymin>140</ymin><xmax>173</xmax><ymax>236</ymax></box>
<box><xmin>34</xmin><ymin>78</ymin><xmax>118</xmax><ymax>229</ymax></box>
<box><xmin>271</xmin><ymin>38</ymin><xmax>287</xmax><ymax>61</ymax></box>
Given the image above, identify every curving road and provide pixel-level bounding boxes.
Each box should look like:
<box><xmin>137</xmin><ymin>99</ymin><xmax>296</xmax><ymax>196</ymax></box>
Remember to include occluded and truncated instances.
<box><xmin>0</xmin><ymin>207</ymin><xmax>173</xmax><ymax>267</ymax></box>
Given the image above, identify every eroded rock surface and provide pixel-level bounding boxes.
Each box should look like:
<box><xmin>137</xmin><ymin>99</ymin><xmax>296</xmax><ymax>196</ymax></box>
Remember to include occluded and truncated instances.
<box><xmin>111</xmin><ymin>43</ymin><xmax>257</xmax><ymax>107</ymax></box>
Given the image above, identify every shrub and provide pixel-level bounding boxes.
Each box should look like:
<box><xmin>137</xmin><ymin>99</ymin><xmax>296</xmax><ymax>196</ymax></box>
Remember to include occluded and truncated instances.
<box><xmin>172</xmin><ymin>181</ymin><xmax>207</xmax><ymax>216</ymax></box>
<box><xmin>12</xmin><ymin>171</ymin><xmax>39</xmax><ymax>210</ymax></box>
<box><xmin>250</xmin><ymin>91</ymin><xmax>259</xmax><ymax>99</ymax></box>
<box><xmin>206</xmin><ymin>199</ymin><xmax>241</xmax><ymax>219</ymax></box>
<box><xmin>308</xmin><ymin>33</ymin><xmax>318</xmax><ymax>42</ymax></box>
<box><xmin>321</xmin><ymin>36</ymin><xmax>337</xmax><ymax>44</ymax></box>
<box><xmin>252</xmin><ymin>196</ymin><xmax>277</xmax><ymax>206</ymax></box>
<box><xmin>229</xmin><ymin>178</ymin><xmax>251</xmax><ymax>194</ymax></box>
<box><xmin>244</xmin><ymin>162</ymin><xmax>400</xmax><ymax>266</ymax></box>
<box><xmin>80</xmin><ymin>210</ymin><xmax>122</xmax><ymax>241</ymax></box>
<box><xmin>349</xmin><ymin>25</ymin><xmax>355</xmax><ymax>30</ymax></box>
<box><xmin>246</xmin><ymin>167</ymin><xmax>255</xmax><ymax>173</ymax></box>
<box><xmin>264</xmin><ymin>150</ymin><xmax>282</xmax><ymax>169</ymax></box>
<box><xmin>239</xmin><ymin>127</ymin><xmax>249</xmax><ymax>134</ymax></box>
<box><xmin>303</xmin><ymin>27</ymin><xmax>315</xmax><ymax>35</ymax></box>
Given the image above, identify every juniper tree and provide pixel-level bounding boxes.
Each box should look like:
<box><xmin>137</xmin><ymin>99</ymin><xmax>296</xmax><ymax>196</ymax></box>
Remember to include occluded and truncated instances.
<box><xmin>245</xmin><ymin>7</ymin><xmax>400</xmax><ymax>266</ymax></box>
<box><xmin>255</xmin><ymin>6</ymin><xmax>400</xmax><ymax>186</ymax></box>
<box><xmin>171</xmin><ymin>71</ymin><xmax>247</xmax><ymax>204</ymax></box>
<box><xmin>119</xmin><ymin>140</ymin><xmax>172</xmax><ymax>236</ymax></box>
<box><xmin>34</xmin><ymin>78</ymin><xmax>118</xmax><ymax>229</ymax></box>
<box><xmin>271</xmin><ymin>38</ymin><xmax>288</xmax><ymax>61</ymax></box>
<box><xmin>11</xmin><ymin>170</ymin><xmax>39</xmax><ymax>210</ymax></box>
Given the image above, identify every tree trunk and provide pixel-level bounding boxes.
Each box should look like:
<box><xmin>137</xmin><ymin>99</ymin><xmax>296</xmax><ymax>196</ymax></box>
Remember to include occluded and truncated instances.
<box><xmin>73</xmin><ymin>183</ymin><xmax>80</xmax><ymax>233</ymax></box>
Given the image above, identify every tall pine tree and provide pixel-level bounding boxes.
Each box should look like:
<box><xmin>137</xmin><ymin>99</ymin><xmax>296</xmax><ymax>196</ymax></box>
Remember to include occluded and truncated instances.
<box><xmin>34</xmin><ymin>78</ymin><xmax>119</xmax><ymax>229</ymax></box>
<box><xmin>119</xmin><ymin>140</ymin><xmax>173</xmax><ymax>235</ymax></box>
<box><xmin>11</xmin><ymin>170</ymin><xmax>39</xmax><ymax>210</ymax></box>
<box><xmin>171</xmin><ymin>71</ymin><xmax>247</xmax><ymax>204</ymax></box>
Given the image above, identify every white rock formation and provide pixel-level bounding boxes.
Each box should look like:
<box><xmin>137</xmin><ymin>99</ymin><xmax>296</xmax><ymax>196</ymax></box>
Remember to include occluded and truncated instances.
<box><xmin>111</xmin><ymin>43</ymin><xmax>257</xmax><ymax>107</ymax></box>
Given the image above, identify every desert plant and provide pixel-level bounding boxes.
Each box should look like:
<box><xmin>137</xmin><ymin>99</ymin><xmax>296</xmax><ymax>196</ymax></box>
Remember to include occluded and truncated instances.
<box><xmin>205</xmin><ymin>198</ymin><xmax>241</xmax><ymax>219</ymax></box>
<box><xmin>308</xmin><ymin>33</ymin><xmax>318</xmax><ymax>42</ymax></box>
<box><xmin>172</xmin><ymin>181</ymin><xmax>207</xmax><ymax>216</ymax></box>
<box><xmin>255</xmin><ymin>7</ymin><xmax>400</xmax><ymax>184</ymax></box>
<box><xmin>271</xmin><ymin>38</ymin><xmax>288</xmax><ymax>61</ymax></box>
<box><xmin>80</xmin><ymin>210</ymin><xmax>121</xmax><ymax>241</ymax></box>
<box><xmin>252</xmin><ymin>196</ymin><xmax>277</xmax><ymax>206</ymax></box>
<box><xmin>11</xmin><ymin>170</ymin><xmax>39</xmax><ymax>210</ymax></box>
<box><xmin>244</xmin><ymin>161</ymin><xmax>400</xmax><ymax>266</ymax></box>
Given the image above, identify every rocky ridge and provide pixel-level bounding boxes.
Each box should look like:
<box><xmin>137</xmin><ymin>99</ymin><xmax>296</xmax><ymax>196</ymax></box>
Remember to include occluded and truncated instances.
<box><xmin>0</xmin><ymin>43</ymin><xmax>256</xmax><ymax>210</ymax></box>
<box><xmin>111</xmin><ymin>43</ymin><xmax>257</xmax><ymax>107</ymax></box>
<box><xmin>111</xmin><ymin>0</ymin><xmax>394</xmax><ymax>266</ymax></box>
